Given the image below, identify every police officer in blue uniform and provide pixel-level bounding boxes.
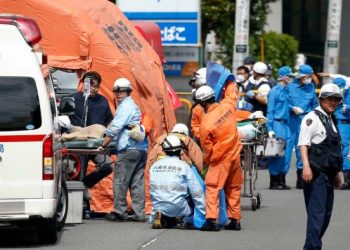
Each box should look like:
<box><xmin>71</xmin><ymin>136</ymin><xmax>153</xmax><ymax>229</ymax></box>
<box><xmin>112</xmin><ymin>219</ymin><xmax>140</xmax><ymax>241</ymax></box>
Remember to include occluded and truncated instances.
<box><xmin>287</xmin><ymin>64</ymin><xmax>318</xmax><ymax>189</ymax></box>
<box><xmin>266</xmin><ymin>66</ymin><xmax>294</xmax><ymax>189</ymax></box>
<box><xmin>332</xmin><ymin>78</ymin><xmax>350</xmax><ymax>189</ymax></box>
<box><xmin>298</xmin><ymin>83</ymin><xmax>342</xmax><ymax>250</ymax></box>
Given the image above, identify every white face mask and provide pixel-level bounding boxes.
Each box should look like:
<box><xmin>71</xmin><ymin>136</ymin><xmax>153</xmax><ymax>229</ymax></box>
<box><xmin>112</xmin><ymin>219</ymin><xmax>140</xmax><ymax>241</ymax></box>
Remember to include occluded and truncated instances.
<box><xmin>286</xmin><ymin>78</ymin><xmax>294</xmax><ymax>84</ymax></box>
<box><xmin>303</xmin><ymin>78</ymin><xmax>312</xmax><ymax>84</ymax></box>
<box><xmin>236</xmin><ymin>74</ymin><xmax>246</xmax><ymax>83</ymax></box>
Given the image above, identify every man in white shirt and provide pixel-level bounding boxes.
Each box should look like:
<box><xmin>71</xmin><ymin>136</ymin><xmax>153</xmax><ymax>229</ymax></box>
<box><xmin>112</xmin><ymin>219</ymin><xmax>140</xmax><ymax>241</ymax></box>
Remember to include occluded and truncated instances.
<box><xmin>244</xmin><ymin>62</ymin><xmax>271</xmax><ymax>115</ymax></box>
<box><xmin>298</xmin><ymin>83</ymin><xmax>342</xmax><ymax>250</ymax></box>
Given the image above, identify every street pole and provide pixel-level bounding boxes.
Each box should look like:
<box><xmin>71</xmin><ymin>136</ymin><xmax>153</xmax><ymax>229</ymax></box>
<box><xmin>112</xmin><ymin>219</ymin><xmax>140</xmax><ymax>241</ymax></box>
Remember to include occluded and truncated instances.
<box><xmin>232</xmin><ymin>0</ymin><xmax>250</xmax><ymax>73</ymax></box>
<box><xmin>323</xmin><ymin>0</ymin><xmax>342</xmax><ymax>76</ymax></box>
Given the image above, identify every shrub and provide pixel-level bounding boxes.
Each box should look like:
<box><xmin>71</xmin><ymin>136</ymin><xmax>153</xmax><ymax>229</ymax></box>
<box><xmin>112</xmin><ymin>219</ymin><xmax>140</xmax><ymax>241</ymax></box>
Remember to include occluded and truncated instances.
<box><xmin>249</xmin><ymin>31</ymin><xmax>299</xmax><ymax>76</ymax></box>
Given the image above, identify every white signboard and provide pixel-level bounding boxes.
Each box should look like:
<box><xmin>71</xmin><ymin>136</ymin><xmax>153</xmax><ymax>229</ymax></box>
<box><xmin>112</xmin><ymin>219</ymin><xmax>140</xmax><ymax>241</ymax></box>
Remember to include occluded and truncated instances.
<box><xmin>232</xmin><ymin>0</ymin><xmax>250</xmax><ymax>72</ymax></box>
<box><xmin>323</xmin><ymin>0</ymin><xmax>342</xmax><ymax>74</ymax></box>
<box><xmin>163</xmin><ymin>47</ymin><xmax>198</xmax><ymax>62</ymax></box>
<box><xmin>117</xmin><ymin>0</ymin><xmax>199</xmax><ymax>13</ymax></box>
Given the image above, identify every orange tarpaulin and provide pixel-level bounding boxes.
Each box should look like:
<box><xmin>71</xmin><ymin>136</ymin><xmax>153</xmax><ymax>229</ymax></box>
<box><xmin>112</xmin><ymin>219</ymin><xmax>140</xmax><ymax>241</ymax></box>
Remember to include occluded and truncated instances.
<box><xmin>0</xmin><ymin>0</ymin><xmax>176</xmax><ymax>212</ymax></box>
<box><xmin>0</xmin><ymin>0</ymin><xmax>175</xmax><ymax>140</ymax></box>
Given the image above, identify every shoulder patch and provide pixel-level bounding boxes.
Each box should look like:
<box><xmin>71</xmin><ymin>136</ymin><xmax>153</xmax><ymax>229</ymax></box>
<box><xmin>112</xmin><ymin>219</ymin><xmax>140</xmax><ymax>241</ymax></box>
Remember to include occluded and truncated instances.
<box><xmin>306</xmin><ymin>118</ymin><xmax>313</xmax><ymax>126</ymax></box>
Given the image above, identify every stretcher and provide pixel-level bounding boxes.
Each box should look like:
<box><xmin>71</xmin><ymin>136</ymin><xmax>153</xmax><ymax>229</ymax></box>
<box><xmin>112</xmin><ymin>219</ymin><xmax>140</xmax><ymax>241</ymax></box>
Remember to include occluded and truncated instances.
<box><xmin>61</xmin><ymin>139</ymin><xmax>116</xmax><ymax>180</ymax></box>
<box><xmin>239</xmin><ymin>120</ymin><xmax>286</xmax><ymax>211</ymax></box>
<box><xmin>238</xmin><ymin>120</ymin><xmax>266</xmax><ymax>211</ymax></box>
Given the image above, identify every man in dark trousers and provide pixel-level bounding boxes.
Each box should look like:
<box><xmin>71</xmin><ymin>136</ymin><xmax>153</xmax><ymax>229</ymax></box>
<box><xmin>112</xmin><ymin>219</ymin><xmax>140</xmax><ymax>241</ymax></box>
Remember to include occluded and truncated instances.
<box><xmin>70</xmin><ymin>71</ymin><xmax>113</xmax><ymax>202</ymax></box>
<box><xmin>298</xmin><ymin>83</ymin><xmax>343</xmax><ymax>250</ymax></box>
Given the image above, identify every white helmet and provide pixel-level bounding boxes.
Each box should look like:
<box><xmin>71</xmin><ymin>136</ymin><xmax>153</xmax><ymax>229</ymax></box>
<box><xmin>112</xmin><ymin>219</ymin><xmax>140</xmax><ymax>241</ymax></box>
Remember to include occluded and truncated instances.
<box><xmin>171</xmin><ymin>123</ymin><xmax>189</xmax><ymax>136</ymax></box>
<box><xmin>195</xmin><ymin>85</ymin><xmax>215</xmax><ymax>102</ymax></box>
<box><xmin>253</xmin><ymin>62</ymin><xmax>268</xmax><ymax>75</ymax></box>
<box><xmin>193</xmin><ymin>67</ymin><xmax>207</xmax><ymax>88</ymax></box>
<box><xmin>113</xmin><ymin>78</ymin><xmax>132</xmax><ymax>92</ymax></box>
<box><xmin>194</xmin><ymin>77</ymin><xmax>207</xmax><ymax>88</ymax></box>
<box><xmin>319</xmin><ymin>83</ymin><xmax>343</xmax><ymax>100</ymax></box>
<box><xmin>162</xmin><ymin>134</ymin><xmax>183</xmax><ymax>152</ymax></box>
<box><xmin>195</xmin><ymin>67</ymin><xmax>207</xmax><ymax>79</ymax></box>
<box><xmin>57</xmin><ymin>115</ymin><xmax>73</xmax><ymax>130</ymax></box>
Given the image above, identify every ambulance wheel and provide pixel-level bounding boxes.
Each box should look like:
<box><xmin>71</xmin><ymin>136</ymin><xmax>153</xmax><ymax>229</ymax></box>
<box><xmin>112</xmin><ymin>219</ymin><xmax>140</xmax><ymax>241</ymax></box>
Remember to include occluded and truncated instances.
<box><xmin>251</xmin><ymin>197</ymin><xmax>257</xmax><ymax>211</ymax></box>
<box><xmin>57</xmin><ymin>179</ymin><xmax>68</xmax><ymax>231</ymax></box>
<box><xmin>256</xmin><ymin>193</ymin><xmax>262</xmax><ymax>209</ymax></box>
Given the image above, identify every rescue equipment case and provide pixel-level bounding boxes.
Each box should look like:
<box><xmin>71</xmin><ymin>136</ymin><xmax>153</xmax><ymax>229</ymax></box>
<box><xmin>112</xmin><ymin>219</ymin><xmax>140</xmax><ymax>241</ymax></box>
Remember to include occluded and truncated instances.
<box><xmin>256</xmin><ymin>138</ymin><xmax>285</xmax><ymax>157</ymax></box>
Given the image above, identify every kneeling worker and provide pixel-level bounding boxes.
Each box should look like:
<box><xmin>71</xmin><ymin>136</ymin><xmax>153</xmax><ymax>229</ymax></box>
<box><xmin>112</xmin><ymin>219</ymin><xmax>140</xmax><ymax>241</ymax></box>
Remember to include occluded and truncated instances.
<box><xmin>150</xmin><ymin>135</ymin><xmax>205</xmax><ymax>229</ymax></box>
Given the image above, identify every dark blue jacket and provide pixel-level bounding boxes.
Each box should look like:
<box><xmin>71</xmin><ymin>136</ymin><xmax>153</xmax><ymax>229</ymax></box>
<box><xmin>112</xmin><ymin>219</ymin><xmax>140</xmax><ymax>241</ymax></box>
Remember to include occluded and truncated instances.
<box><xmin>70</xmin><ymin>92</ymin><xmax>113</xmax><ymax>127</ymax></box>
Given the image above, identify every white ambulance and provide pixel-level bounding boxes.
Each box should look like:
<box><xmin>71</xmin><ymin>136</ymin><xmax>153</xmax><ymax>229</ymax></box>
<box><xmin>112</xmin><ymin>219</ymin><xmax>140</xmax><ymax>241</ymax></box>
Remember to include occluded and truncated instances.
<box><xmin>0</xmin><ymin>14</ymin><xmax>69</xmax><ymax>243</ymax></box>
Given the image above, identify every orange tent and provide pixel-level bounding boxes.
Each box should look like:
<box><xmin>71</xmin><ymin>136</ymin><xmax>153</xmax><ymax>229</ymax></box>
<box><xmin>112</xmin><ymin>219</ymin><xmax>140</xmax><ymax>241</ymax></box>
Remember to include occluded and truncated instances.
<box><xmin>0</xmin><ymin>0</ymin><xmax>175</xmax><ymax>141</ymax></box>
<box><xmin>0</xmin><ymin>0</ymin><xmax>176</xmax><ymax>212</ymax></box>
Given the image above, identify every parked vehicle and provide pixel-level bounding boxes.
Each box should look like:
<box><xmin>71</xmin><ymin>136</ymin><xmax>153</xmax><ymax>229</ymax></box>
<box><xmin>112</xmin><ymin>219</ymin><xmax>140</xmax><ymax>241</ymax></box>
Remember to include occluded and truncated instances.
<box><xmin>0</xmin><ymin>14</ymin><xmax>69</xmax><ymax>243</ymax></box>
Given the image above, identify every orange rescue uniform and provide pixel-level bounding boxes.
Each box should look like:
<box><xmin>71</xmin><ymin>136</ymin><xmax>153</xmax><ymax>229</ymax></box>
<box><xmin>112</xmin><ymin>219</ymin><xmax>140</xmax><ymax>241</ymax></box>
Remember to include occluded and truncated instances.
<box><xmin>199</xmin><ymin>85</ymin><xmax>242</xmax><ymax>220</ymax></box>
<box><xmin>191</xmin><ymin>81</ymin><xmax>239</xmax><ymax>140</ymax></box>
<box><xmin>190</xmin><ymin>105</ymin><xmax>204</xmax><ymax>140</ymax></box>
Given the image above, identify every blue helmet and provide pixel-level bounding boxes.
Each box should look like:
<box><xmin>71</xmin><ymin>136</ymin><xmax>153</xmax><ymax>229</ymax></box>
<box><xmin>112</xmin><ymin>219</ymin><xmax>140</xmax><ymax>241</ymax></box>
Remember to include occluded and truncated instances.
<box><xmin>332</xmin><ymin>77</ymin><xmax>346</xmax><ymax>89</ymax></box>
<box><xmin>278</xmin><ymin>66</ymin><xmax>294</xmax><ymax>80</ymax></box>
<box><xmin>296</xmin><ymin>64</ymin><xmax>313</xmax><ymax>79</ymax></box>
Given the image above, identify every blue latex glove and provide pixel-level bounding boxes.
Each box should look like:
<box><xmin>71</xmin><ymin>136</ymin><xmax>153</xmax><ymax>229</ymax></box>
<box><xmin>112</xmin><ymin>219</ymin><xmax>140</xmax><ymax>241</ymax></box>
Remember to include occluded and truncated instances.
<box><xmin>342</xmin><ymin>104</ymin><xmax>347</xmax><ymax>114</ymax></box>
<box><xmin>245</xmin><ymin>90</ymin><xmax>256</xmax><ymax>99</ymax></box>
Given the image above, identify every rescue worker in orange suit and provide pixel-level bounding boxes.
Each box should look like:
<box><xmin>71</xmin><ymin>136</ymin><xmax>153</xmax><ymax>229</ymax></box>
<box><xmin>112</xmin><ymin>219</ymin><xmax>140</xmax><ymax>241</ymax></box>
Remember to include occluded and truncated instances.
<box><xmin>144</xmin><ymin>123</ymin><xmax>203</xmax><ymax>214</ymax></box>
<box><xmin>196</xmin><ymin>85</ymin><xmax>242</xmax><ymax>231</ymax></box>
<box><xmin>147</xmin><ymin>123</ymin><xmax>203</xmax><ymax>173</ymax></box>
<box><xmin>189</xmin><ymin>68</ymin><xmax>239</xmax><ymax>141</ymax></box>
<box><xmin>189</xmin><ymin>68</ymin><xmax>207</xmax><ymax>141</ymax></box>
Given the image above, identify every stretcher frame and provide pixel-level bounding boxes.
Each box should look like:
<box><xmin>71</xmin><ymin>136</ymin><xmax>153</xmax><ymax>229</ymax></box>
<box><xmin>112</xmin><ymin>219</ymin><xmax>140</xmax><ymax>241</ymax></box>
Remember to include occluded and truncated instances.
<box><xmin>61</xmin><ymin>139</ymin><xmax>116</xmax><ymax>180</ymax></box>
<box><xmin>239</xmin><ymin>121</ymin><xmax>266</xmax><ymax>211</ymax></box>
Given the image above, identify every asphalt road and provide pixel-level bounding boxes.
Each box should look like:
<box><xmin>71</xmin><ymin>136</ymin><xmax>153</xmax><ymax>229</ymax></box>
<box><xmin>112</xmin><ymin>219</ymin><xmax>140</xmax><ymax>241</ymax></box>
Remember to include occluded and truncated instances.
<box><xmin>0</xmin><ymin>158</ymin><xmax>349</xmax><ymax>250</ymax></box>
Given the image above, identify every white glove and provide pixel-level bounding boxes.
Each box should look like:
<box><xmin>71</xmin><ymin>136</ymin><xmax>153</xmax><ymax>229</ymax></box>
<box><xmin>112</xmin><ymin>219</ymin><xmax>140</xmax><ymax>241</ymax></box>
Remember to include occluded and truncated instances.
<box><xmin>127</xmin><ymin>125</ymin><xmax>146</xmax><ymax>142</ymax></box>
<box><xmin>57</xmin><ymin>115</ymin><xmax>73</xmax><ymax>130</ymax></box>
<box><xmin>268</xmin><ymin>131</ymin><xmax>275</xmax><ymax>138</ymax></box>
<box><xmin>97</xmin><ymin>145</ymin><xmax>107</xmax><ymax>152</ymax></box>
<box><xmin>342</xmin><ymin>105</ymin><xmax>347</xmax><ymax>113</ymax></box>
<box><xmin>292</xmin><ymin>107</ymin><xmax>304</xmax><ymax>115</ymax></box>
<box><xmin>245</xmin><ymin>90</ymin><xmax>256</xmax><ymax>99</ymax></box>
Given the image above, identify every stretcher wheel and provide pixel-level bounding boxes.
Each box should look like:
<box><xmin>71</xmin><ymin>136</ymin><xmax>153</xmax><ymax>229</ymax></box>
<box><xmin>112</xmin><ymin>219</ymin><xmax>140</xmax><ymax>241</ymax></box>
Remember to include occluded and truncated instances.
<box><xmin>251</xmin><ymin>197</ymin><xmax>257</xmax><ymax>211</ymax></box>
<box><xmin>256</xmin><ymin>193</ymin><xmax>262</xmax><ymax>209</ymax></box>
<box><xmin>62</xmin><ymin>153</ymin><xmax>81</xmax><ymax>180</ymax></box>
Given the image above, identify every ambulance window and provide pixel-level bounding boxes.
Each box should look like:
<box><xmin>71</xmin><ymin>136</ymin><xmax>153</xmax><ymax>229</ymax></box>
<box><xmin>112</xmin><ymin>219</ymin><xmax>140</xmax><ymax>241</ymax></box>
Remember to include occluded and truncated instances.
<box><xmin>0</xmin><ymin>77</ymin><xmax>41</xmax><ymax>131</ymax></box>
<box><xmin>45</xmin><ymin>73</ymin><xmax>57</xmax><ymax>117</ymax></box>
<box><xmin>51</xmin><ymin>69</ymin><xmax>79</xmax><ymax>90</ymax></box>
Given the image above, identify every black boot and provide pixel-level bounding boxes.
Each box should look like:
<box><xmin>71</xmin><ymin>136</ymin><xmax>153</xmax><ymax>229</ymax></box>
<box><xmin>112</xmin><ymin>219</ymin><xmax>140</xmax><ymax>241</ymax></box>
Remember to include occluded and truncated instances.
<box><xmin>269</xmin><ymin>175</ymin><xmax>283</xmax><ymax>190</ymax></box>
<box><xmin>296</xmin><ymin>169</ymin><xmax>303</xmax><ymax>189</ymax></box>
<box><xmin>340</xmin><ymin>171</ymin><xmax>350</xmax><ymax>190</ymax></box>
<box><xmin>200</xmin><ymin>219</ymin><xmax>220</xmax><ymax>231</ymax></box>
<box><xmin>280</xmin><ymin>173</ymin><xmax>291</xmax><ymax>190</ymax></box>
<box><xmin>224</xmin><ymin>218</ymin><xmax>241</xmax><ymax>231</ymax></box>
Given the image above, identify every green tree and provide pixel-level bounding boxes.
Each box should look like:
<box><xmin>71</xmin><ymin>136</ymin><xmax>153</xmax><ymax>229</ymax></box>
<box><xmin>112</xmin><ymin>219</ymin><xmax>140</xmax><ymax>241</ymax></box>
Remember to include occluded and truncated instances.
<box><xmin>250</xmin><ymin>32</ymin><xmax>299</xmax><ymax>76</ymax></box>
<box><xmin>202</xmin><ymin>0</ymin><xmax>298</xmax><ymax>72</ymax></box>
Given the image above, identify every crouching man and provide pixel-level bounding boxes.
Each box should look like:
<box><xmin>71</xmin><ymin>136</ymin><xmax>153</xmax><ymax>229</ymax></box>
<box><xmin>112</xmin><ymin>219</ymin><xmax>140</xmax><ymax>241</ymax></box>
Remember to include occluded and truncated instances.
<box><xmin>150</xmin><ymin>135</ymin><xmax>205</xmax><ymax>229</ymax></box>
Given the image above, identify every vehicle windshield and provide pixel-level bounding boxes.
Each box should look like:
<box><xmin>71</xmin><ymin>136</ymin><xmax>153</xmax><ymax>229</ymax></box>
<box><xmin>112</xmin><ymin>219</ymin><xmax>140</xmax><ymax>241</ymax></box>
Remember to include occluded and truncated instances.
<box><xmin>0</xmin><ymin>77</ymin><xmax>41</xmax><ymax>131</ymax></box>
<box><xmin>51</xmin><ymin>69</ymin><xmax>79</xmax><ymax>90</ymax></box>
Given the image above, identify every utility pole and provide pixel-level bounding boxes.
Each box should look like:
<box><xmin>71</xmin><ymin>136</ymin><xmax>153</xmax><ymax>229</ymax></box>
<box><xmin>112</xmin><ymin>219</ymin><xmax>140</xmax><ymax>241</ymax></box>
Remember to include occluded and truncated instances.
<box><xmin>323</xmin><ymin>0</ymin><xmax>342</xmax><ymax>74</ymax></box>
<box><xmin>232</xmin><ymin>0</ymin><xmax>250</xmax><ymax>72</ymax></box>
